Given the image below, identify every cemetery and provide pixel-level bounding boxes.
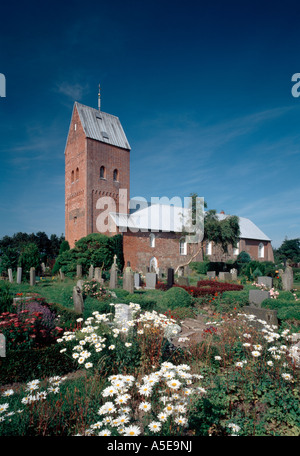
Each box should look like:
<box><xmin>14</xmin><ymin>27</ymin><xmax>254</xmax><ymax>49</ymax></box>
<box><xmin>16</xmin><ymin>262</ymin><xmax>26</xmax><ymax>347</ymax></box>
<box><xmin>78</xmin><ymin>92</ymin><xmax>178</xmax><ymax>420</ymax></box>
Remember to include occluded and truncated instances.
<box><xmin>0</xmin><ymin>255</ymin><xmax>299</xmax><ymax>437</ymax></box>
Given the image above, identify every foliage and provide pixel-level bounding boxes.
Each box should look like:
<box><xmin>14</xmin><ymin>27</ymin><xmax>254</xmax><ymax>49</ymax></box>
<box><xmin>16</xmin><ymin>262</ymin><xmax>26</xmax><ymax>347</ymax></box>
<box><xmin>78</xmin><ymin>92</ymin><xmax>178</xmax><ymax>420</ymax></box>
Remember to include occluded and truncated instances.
<box><xmin>18</xmin><ymin>243</ymin><xmax>41</xmax><ymax>278</ymax></box>
<box><xmin>237</xmin><ymin>250</ymin><xmax>251</xmax><ymax>264</ymax></box>
<box><xmin>275</xmin><ymin>238</ymin><xmax>300</xmax><ymax>264</ymax></box>
<box><xmin>159</xmin><ymin>286</ymin><xmax>193</xmax><ymax>310</ymax></box>
<box><xmin>204</xmin><ymin>209</ymin><xmax>240</xmax><ymax>254</ymax></box>
<box><xmin>59</xmin><ymin>240</ymin><xmax>70</xmax><ymax>255</ymax></box>
<box><xmin>0</xmin><ymin>281</ymin><xmax>14</xmax><ymax>312</ymax></box>
<box><xmin>190</xmin><ymin>261</ymin><xmax>210</xmax><ymax>275</ymax></box>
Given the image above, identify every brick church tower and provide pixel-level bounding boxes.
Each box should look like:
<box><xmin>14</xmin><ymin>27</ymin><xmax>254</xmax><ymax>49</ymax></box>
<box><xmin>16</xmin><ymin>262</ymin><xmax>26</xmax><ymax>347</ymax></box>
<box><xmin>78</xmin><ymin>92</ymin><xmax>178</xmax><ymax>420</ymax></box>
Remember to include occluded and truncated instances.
<box><xmin>64</xmin><ymin>96</ymin><xmax>131</xmax><ymax>248</ymax></box>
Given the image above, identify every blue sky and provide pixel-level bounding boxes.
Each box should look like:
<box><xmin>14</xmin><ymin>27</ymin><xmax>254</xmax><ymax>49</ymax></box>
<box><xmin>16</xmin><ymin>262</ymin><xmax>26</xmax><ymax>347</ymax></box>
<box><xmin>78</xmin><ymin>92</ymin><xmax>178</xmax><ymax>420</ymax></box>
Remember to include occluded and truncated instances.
<box><xmin>0</xmin><ymin>0</ymin><xmax>299</xmax><ymax>248</ymax></box>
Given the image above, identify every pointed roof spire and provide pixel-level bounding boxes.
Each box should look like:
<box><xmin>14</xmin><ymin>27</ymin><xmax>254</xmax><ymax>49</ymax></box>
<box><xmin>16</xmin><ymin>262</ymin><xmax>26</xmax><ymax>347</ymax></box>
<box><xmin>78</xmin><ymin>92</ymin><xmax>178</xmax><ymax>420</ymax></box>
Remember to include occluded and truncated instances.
<box><xmin>98</xmin><ymin>84</ymin><xmax>101</xmax><ymax>111</ymax></box>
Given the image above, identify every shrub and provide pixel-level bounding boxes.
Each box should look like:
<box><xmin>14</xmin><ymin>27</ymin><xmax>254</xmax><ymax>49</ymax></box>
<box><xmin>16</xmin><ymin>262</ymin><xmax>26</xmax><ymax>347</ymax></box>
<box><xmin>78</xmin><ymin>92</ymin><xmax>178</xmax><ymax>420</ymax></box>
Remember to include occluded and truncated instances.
<box><xmin>0</xmin><ymin>281</ymin><xmax>13</xmax><ymax>312</ymax></box>
<box><xmin>122</xmin><ymin>293</ymin><xmax>157</xmax><ymax>311</ymax></box>
<box><xmin>159</xmin><ymin>286</ymin><xmax>193</xmax><ymax>310</ymax></box>
<box><xmin>190</xmin><ymin>261</ymin><xmax>210</xmax><ymax>275</ymax></box>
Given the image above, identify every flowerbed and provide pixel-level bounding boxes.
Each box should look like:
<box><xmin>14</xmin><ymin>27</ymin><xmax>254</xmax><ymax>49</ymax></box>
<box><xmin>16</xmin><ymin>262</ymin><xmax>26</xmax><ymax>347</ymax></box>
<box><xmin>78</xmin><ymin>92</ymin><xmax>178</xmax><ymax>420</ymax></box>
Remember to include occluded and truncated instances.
<box><xmin>156</xmin><ymin>280</ymin><xmax>243</xmax><ymax>298</ymax></box>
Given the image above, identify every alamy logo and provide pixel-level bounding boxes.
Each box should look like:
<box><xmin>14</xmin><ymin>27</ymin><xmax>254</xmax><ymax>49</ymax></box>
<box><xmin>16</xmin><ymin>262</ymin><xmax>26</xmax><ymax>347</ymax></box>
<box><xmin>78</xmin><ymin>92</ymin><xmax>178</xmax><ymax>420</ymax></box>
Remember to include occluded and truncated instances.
<box><xmin>0</xmin><ymin>73</ymin><xmax>6</xmax><ymax>97</ymax></box>
<box><xmin>291</xmin><ymin>73</ymin><xmax>300</xmax><ymax>97</ymax></box>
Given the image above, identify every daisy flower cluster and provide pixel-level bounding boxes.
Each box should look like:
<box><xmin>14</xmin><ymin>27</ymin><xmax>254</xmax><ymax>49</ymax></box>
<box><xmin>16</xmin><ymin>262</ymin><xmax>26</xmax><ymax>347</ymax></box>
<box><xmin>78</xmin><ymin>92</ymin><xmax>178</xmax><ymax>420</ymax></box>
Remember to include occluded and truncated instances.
<box><xmin>81</xmin><ymin>361</ymin><xmax>205</xmax><ymax>436</ymax></box>
<box><xmin>0</xmin><ymin>376</ymin><xmax>67</xmax><ymax>425</ymax></box>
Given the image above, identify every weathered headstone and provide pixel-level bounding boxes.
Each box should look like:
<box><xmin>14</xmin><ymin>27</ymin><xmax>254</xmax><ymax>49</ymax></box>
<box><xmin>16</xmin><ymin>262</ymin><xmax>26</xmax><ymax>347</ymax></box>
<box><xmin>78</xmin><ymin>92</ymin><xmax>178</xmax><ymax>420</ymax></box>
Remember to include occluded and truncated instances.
<box><xmin>134</xmin><ymin>272</ymin><xmax>141</xmax><ymax>289</ymax></box>
<box><xmin>73</xmin><ymin>286</ymin><xmax>84</xmax><ymax>314</ymax></box>
<box><xmin>88</xmin><ymin>265</ymin><xmax>94</xmax><ymax>280</ymax></box>
<box><xmin>177</xmin><ymin>276</ymin><xmax>189</xmax><ymax>287</ymax></box>
<box><xmin>219</xmin><ymin>272</ymin><xmax>231</xmax><ymax>281</ymax></box>
<box><xmin>114</xmin><ymin>303</ymin><xmax>133</xmax><ymax>330</ymax></box>
<box><xmin>94</xmin><ymin>267</ymin><xmax>104</xmax><ymax>284</ymax></box>
<box><xmin>281</xmin><ymin>266</ymin><xmax>293</xmax><ymax>291</ymax></box>
<box><xmin>167</xmin><ymin>268</ymin><xmax>174</xmax><ymax>288</ymax></box>
<box><xmin>123</xmin><ymin>269</ymin><xmax>134</xmax><ymax>293</ymax></box>
<box><xmin>8</xmin><ymin>269</ymin><xmax>13</xmax><ymax>284</ymax></box>
<box><xmin>77</xmin><ymin>279</ymin><xmax>84</xmax><ymax>291</ymax></box>
<box><xmin>145</xmin><ymin>272</ymin><xmax>157</xmax><ymax>289</ymax></box>
<box><xmin>243</xmin><ymin>306</ymin><xmax>278</xmax><ymax>327</ymax></box>
<box><xmin>59</xmin><ymin>268</ymin><xmax>65</xmax><ymax>281</ymax></box>
<box><xmin>249</xmin><ymin>289</ymin><xmax>270</xmax><ymax>307</ymax></box>
<box><xmin>207</xmin><ymin>271</ymin><xmax>216</xmax><ymax>279</ymax></box>
<box><xmin>257</xmin><ymin>276</ymin><xmax>273</xmax><ymax>289</ymax></box>
<box><xmin>17</xmin><ymin>267</ymin><xmax>22</xmax><ymax>284</ymax></box>
<box><xmin>76</xmin><ymin>264</ymin><xmax>82</xmax><ymax>278</ymax></box>
<box><xmin>109</xmin><ymin>261</ymin><xmax>118</xmax><ymax>290</ymax></box>
<box><xmin>230</xmin><ymin>268</ymin><xmax>238</xmax><ymax>281</ymax></box>
<box><xmin>30</xmin><ymin>267</ymin><xmax>36</xmax><ymax>286</ymax></box>
<box><xmin>41</xmin><ymin>262</ymin><xmax>46</xmax><ymax>274</ymax></box>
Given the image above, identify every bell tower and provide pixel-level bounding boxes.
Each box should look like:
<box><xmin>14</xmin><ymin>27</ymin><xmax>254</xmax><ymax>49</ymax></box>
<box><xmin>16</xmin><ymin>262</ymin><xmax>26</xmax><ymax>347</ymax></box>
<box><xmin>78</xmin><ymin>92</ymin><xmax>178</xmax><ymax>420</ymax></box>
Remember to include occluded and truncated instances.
<box><xmin>64</xmin><ymin>94</ymin><xmax>131</xmax><ymax>248</ymax></box>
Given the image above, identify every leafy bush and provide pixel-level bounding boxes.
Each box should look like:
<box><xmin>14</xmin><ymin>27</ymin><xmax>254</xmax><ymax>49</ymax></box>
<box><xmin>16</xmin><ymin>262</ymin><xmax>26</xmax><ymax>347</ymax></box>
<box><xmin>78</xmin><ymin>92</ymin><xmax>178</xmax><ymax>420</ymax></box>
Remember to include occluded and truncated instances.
<box><xmin>0</xmin><ymin>281</ymin><xmax>13</xmax><ymax>312</ymax></box>
<box><xmin>159</xmin><ymin>286</ymin><xmax>193</xmax><ymax>310</ymax></box>
<box><xmin>190</xmin><ymin>261</ymin><xmax>210</xmax><ymax>275</ymax></box>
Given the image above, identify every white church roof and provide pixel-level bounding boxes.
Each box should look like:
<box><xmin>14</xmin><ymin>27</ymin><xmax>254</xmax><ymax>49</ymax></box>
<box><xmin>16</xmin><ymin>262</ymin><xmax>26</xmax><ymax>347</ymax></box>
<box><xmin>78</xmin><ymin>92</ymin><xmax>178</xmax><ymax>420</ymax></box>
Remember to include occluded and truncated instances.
<box><xmin>74</xmin><ymin>102</ymin><xmax>131</xmax><ymax>150</ymax></box>
<box><xmin>110</xmin><ymin>205</ymin><xmax>271</xmax><ymax>241</ymax></box>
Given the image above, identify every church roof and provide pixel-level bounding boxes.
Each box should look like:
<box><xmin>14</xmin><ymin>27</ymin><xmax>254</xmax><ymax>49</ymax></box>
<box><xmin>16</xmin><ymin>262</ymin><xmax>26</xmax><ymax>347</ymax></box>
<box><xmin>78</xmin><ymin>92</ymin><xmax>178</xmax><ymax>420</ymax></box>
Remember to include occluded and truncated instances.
<box><xmin>74</xmin><ymin>102</ymin><xmax>131</xmax><ymax>150</ymax></box>
<box><xmin>110</xmin><ymin>205</ymin><xmax>271</xmax><ymax>241</ymax></box>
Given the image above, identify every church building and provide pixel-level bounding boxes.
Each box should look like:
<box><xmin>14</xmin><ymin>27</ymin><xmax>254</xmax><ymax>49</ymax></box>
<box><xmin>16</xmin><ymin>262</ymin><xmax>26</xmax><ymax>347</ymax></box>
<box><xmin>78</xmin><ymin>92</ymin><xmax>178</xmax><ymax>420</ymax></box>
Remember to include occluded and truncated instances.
<box><xmin>64</xmin><ymin>98</ymin><xmax>274</xmax><ymax>272</ymax></box>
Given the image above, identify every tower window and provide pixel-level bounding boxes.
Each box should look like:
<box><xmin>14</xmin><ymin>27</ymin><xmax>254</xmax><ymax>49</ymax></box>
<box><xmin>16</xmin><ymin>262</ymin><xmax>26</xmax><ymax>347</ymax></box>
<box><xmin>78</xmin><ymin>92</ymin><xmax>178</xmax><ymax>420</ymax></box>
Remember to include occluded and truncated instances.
<box><xmin>179</xmin><ymin>238</ymin><xmax>187</xmax><ymax>255</ymax></box>
<box><xmin>100</xmin><ymin>166</ymin><xmax>106</xmax><ymax>179</ymax></box>
<box><xmin>71</xmin><ymin>170</ymin><xmax>74</xmax><ymax>183</ymax></box>
<box><xmin>76</xmin><ymin>167</ymin><xmax>79</xmax><ymax>181</ymax></box>
<box><xmin>258</xmin><ymin>242</ymin><xmax>264</xmax><ymax>258</ymax></box>
<box><xmin>150</xmin><ymin>233</ymin><xmax>155</xmax><ymax>248</ymax></box>
<box><xmin>206</xmin><ymin>241</ymin><xmax>212</xmax><ymax>256</ymax></box>
<box><xmin>113</xmin><ymin>169</ymin><xmax>119</xmax><ymax>181</ymax></box>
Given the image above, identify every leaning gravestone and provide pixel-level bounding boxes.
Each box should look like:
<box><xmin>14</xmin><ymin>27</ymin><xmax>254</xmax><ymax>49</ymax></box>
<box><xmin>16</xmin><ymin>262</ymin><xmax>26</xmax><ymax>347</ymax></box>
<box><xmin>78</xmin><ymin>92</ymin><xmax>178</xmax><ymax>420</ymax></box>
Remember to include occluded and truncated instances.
<box><xmin>73</xmin><ymin>286</ymin><xmax>84</xmax><ymax>314</ymax></box>
<box><xmin>94</xmin><ymin>267</ymin><xmax>104</xmax><ymax>284</ymax></box>
<box><xmin>17</xmin><ymin>267</ymin><xmax>22</xmax><ymax>284</ymax></box>
<box><xmin>281</xmin><ymin>266</ymin><xmax>293</xmax><ymax>291</ymax></box>
<box><xmin>77</xmin><ymin>279</ymin><xmax>84</xmax><ymax>291</ymax></box>
<box><xmin>258</xmin><ymin>276</ymin><xmax>273</xmax><ymax>289</ymax></box>
<box><xmin>8</xmin><ymin>269</ymin><xmax>13</xmax><ymax>284</ymax></box>
<box><xmin>145</xmin><ymin>272</ymin><xmax>157</xmax><ymax>289</ymax></box>
<box><xmin>30</xmin><ymin>267</ymin><xmax>36</xmax><ymax>286</ymax></box>
<box><xmin>114</xmin><ymin>303</ymin><xmax>133</xmax><ymax>330</ymax></box>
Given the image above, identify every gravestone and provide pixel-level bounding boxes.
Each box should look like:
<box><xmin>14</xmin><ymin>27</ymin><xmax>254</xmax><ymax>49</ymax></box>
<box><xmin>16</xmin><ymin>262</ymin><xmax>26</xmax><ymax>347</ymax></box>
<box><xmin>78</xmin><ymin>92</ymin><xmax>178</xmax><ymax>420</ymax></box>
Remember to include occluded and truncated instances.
<box><xmin>109</xmin><ymin>257</ymin><xmax>118</xmax><ymax>290</ymax></box>
<box><xmin>123</xmin><ymin>269</ymin><xmax>134</xmax><ymax>293</ymax></box>
<box><xmin>249</xmin><ymin>289</ymin><xmax>270</xmax><ymax>307</ymax></box>
<box><xmin>207</xmin><ymin>271</ymin><xmax>216</xmax><ymax>279</ymax></box>
<box><xmin>8</xmin><ymin>269</ymin><xmax>13</xmax><ymax>284</ymax></box>
<box><xmin>30</xmin><ymin>267</ymin><xmax>36</xmax><ymax>286</ymax></box>
<box><xmin>77</xmin><ymin>279</ymin><xmax>84</xmax><ymax>291</ymax></box>
<box><xmin>73</xmin><ymin>286</ymin><xmax>84</xmax><ymax>314</ymax></box>
<box><xmin>243</xmin><ymin>306</ymin><xmax>278</xmax><ymax>327</ymax></box>
<box><xmin>281</xmin><ymin>266</ymin><xmax>293</xmax><ymax>291</ymax></box>
<box><xmin>94</xmin><ymin>267</ymin><xmax>104</xmax><ymax>284</ymax></box>
<box><xmin>219</xmin><ymin>272</ymin><xmax>231</xmax><ymax>281</ymax></box>
<box><xmin>114</xmin><ymin>303</ymin><xmax>133</xmax><ymax>330</ymax></box>
<box><xmin>145</xmin><ymin>272</ymin><xmax>157</xmax><ymax>289</ymax></box>
<box><xmin>178</xmin><ymin>267</ymin><xmax>184</xmax><ymax>277</ymax></box>
<box><xmin>167</xmin><ymin>268</ymin><xmax>174</xmax><ymax>288</ymax></box>
<box><xmin>76</xmin><ymin>264</ymin><xmax>82</xmax><ymax>278</ymax></box>
<box><xmin>59</xmin><ymin>269</ymin><xmax>65</xmax><ymax>281</ymax></box>
<box><xmin>41</xmin><ymin>262</ymin><xmax>46</xmax><ymax>274</ymax></box>
<box><xmin>134</xmin><ymin>272</ymin><xmax>141</xmax><ymax>289</ymax></box>
<box><xmin>257</xmin><ymin>276</ymin><xmax>273</xmax><ymax>289</ymax></box>
<box><xmin>17</xmin><ymin>267</ymin><xmax>22</xmax><ymax>284</ymax></box>
<box><xmin>230</xmin><ymin>268</ymin><xmax>238</xmax><ymax>281</ymax></box>
<box><xmin>88</xmin><ymin>265</ymin><xmax>94</xmax><ymax>280</ymax></box>
<box><xmin>177</xmin><ymin>276</ymin><xmax>189</xmax><ymax>287</ymax></box>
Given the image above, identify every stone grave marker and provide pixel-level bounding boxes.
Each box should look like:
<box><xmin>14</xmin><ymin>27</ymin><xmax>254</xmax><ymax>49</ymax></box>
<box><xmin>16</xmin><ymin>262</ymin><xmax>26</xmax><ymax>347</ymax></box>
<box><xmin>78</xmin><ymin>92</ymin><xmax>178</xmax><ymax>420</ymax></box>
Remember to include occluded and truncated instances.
<box><xmin>41</xmin><ymin>262</ymin><xmax>46</xmax><ymax>274</ymax></box>
<box><xmin>249</xmin><ymin>289</ymin><xmax>270</xmax><ymax>307</ymax></box>
<box><xmin>73</xmin><ymin>286</ymin><xmax>84</xmax><ymax>314</ymax></box>
<box><xmin>59</xmin><ymin>269</ymin><xmax>65</xmax><ymax>281</ymax></box>
<box><xmin>177</xmin><ymin>276</ymin><xmax>189</xmax><ymax>287</ymax></box>
<box><xmin>167</xmin><ymin>268</ymin><xmax>174</xmax><ymax>288</ymax></box>
<box><xmin>230</xmin><ymin>268</ymin><xmax>238</xmax><ymax>281</ymax></box>
<box><xmin>94</xmin><ymin>267</ymin><xmax>104</xmax><ymax>284</ymax></box>
<box><xmin>145</xmin><ymin>272</ymin><xmax>157</xmax><ymax>289</ymax></box>
<box><xmin>219</xmin><ymin>272</ymin><xmax>231</xmax><ymax>281</ymax></box>
<box><xmin>281</xmin><ymin>266</ymin><xmax>293</xmax><ymax>291</ymax></box>
<box><xmin>17</xmin><ymin>267</ymin><xmax>22</xmax><ymax>284</ymax></box>
<box><xmin>134</xmin><ymin>272</ymin><xmax>141</xmax><ymax>289</ymax></box>
<box><xmin>77</xmin><ymin>279</ymin><xmax>84</xmax><ymax>291</ymax></box>
<box><xmin>114</xmin><ymin>303</ymin><xmax>133</xmax><ymax>330</ymax></box>
<box><xmin>88</xmin><ymin>265</ymin><xmax>94</xmax><ymax>280</ymax></box>
<box><xmin>109</xmin><ymin>257</ymin><xmax>118</xmax><ymax>290</ymax></box>
<box><xmin>76</xmin><ymin>264</ymin><xmax>82</xmax><ymax>278</ymax></box>
<box><xmin>207</xmin><ymin>271</ymin><xmax>216</xmax><ymax>279</ymax></box>
<box><xmin>123</xmin><ymin>269</ymin><xmax>134</xmax><ymax>293</ymax></box>
<box><xmin>257</xmin><ymin>276</ymin><xmax>273</xmax><ymax>289</ymax></box>
<box><xmin>30</xmin><ymin>267</ymin><xmax>36</xmax><ymax>286</ymax></box>
<box><xmin>8</xmin><ymin>269</ymin><xmax>13</xmax><ymax>284</ymax></box>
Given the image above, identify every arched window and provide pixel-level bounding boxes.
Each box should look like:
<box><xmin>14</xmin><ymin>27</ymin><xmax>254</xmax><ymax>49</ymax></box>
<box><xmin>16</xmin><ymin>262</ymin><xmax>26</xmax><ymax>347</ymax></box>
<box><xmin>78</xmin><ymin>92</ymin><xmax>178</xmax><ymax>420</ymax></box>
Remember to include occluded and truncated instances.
<box><xmin>71</xmin><ymin>170</ymin><xmax>74</xmax><ymax>183</ymax></box>
<box><xmin>113</xmin><ymin>169</ymin><xmax>119</xmax><ymax>181</ymax></box>
<box><xmin>75</xmin><ymin>167</ymin><xmax>79</xmax><ymax>181</ymax></box>
<box><xmin>258</xmin><ymin>242</ymin><xmax>264</xmax><ymax>258</ymax></box>
<box><xmin>100</xmin><ymin>166</ymin><xmax>106</xmax><ymax>179</ymax></box>
<box><xmin>150</xmin><ymin>233</ymin><xmax>155</xmax><ymax>248</ymax></box>
<box><xmin>233</xmin><ymin>242</ymin><xmax>239</xmax><ymax>256</ymax></box>
<box><xmin>179</xmin><ymin>238</ymin><xmax>187</xmax><ymax>255</ymax></box>
<box><xmin>206</xmin><ymin>241</ymin><xmax>212</xmax><ymax>256</ymax></box>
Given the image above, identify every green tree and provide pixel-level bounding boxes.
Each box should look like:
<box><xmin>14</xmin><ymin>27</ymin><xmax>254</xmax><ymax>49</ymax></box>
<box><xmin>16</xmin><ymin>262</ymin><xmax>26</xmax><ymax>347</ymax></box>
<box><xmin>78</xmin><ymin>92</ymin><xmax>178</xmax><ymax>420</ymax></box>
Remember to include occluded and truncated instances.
<box><xmin>275</xmin><ymin>238</ymin><xmax>300</xmax><ymax>264</ymax></box>
<box><xmin>18</xmin><ymin>243</ymin><xmax>41</xmax><ymax>278</ymax></box>
<box><xmin>59</xmin><ymin>240</ymin><xmax>70</xmax><ymax>255</ymax></box>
